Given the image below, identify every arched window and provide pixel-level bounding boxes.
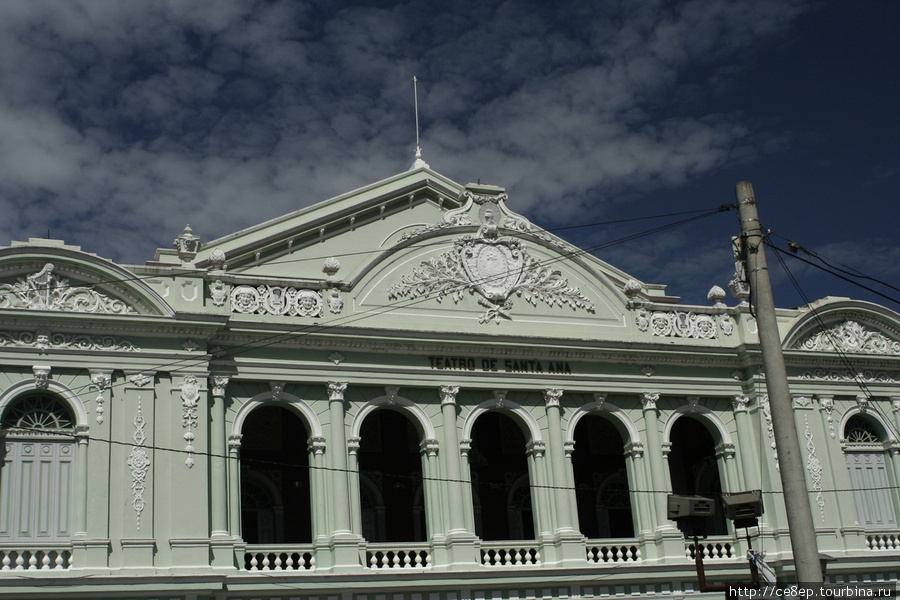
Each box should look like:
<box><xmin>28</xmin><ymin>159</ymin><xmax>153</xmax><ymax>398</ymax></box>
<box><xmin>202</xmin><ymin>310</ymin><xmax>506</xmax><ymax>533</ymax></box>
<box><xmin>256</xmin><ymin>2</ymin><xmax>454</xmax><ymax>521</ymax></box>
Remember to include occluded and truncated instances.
<box><xmin>469</xmin><ymin>411</ymin><xmax>535</xmax><ymax>541</ymax></box>
<box><xmin>0</xmin><ymin>395</ymin><xmax>76</xmax><ymax>542</ymax></box>
<box><xmin>357</xmin><ymin>409</ymin><xmax>425</xmax><ymax>542</ymax></box>
<box><xmin>240</xmin><ymin>405</ymin><xmax>312</xmax><ymax>543</ymax></box>
<box><xmin>843</xmin><ymin>414</ymin><xmax>898</xmax><ymax>530</ymax></box>
<box><xmin>667</xmin><ymin>416</ymin><xmax>727</xmax><ymax>536</ymax></box>
<box><xmin>571</xmin><ymin>414</ymin><xmax>634</xmax><ymax>538</ymax></box>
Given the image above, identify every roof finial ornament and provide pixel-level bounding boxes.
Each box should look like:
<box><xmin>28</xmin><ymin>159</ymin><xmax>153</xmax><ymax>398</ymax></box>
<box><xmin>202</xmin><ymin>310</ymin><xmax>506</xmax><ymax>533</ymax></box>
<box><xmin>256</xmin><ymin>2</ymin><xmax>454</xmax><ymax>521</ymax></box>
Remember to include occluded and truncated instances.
<box><xmin>410</xmin><ymin>75</ymin><xmax>430</xmax><ymax>170</ymax></box>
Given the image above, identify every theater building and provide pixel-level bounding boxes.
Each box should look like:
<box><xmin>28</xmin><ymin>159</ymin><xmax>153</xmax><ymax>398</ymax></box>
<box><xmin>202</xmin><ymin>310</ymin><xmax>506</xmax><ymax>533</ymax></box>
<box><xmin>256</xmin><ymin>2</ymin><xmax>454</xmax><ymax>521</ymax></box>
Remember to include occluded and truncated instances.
<box><xmin>1</xmin><ymin>163</ymin><xmax>899</xmax><ymax>599</ymax></box>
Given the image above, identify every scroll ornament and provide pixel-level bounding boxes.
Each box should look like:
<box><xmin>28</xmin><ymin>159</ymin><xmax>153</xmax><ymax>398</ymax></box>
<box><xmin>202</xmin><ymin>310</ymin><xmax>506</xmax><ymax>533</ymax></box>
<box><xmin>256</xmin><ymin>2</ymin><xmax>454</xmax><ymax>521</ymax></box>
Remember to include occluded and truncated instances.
<box><xmin>230</xmin><ymin>285</ymin><xmax>323</xmax><ymax>317</ymax></box>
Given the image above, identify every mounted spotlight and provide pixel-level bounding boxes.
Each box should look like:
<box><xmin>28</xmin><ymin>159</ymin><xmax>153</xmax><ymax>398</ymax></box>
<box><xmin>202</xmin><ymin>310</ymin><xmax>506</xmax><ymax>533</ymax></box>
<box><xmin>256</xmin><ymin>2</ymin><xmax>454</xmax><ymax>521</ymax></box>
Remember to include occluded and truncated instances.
<box><xmin>667</xmin><ymin>494</ymin><xmax>715</xmax><ymax>538</ymax></box>
<box><xmin>721</xmin><ymin>490</ymin><xmax>763</xmax><ymax>529</ymax></box>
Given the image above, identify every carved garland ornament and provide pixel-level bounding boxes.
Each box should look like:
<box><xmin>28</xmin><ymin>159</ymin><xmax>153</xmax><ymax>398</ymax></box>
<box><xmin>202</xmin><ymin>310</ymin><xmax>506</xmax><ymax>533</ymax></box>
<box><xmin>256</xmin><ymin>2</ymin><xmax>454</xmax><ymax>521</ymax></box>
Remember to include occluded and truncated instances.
<box><xmin>794</xmin><ymin>320</ymin><xmax>900</xmax><ymax>355</ymax></box>
<box><xmin>230</xmin><ymin>285</ymin><xmax>323</xmax><ymax>317</ymax></box>
<box><xmin>388</xmin><ymin>233</ymin><xmax>594</xmax><ymax>324</ymax></box>
<box><xmin>0</xmin><ymin>263</ymin><xmax>136</xmax><ymax>313</ymax></box>
<box><xmin>0</xmin><ymin>329</ymin><xmax>141</xmax><ymax>352</ymax></box>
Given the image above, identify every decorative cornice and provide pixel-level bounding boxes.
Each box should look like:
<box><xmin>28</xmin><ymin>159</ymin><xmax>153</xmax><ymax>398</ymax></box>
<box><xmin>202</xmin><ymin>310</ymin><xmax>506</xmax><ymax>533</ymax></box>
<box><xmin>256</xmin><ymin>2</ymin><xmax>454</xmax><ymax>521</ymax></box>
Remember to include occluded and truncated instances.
<box><xmin>0</xmin><ymin>263</ymin><xmax>137</xmax><ymax>313</ymax></box>
<box><xmin>793</xmin><ymin>320</ymin><xmax>900</xmax><ymax>355</ymax></box>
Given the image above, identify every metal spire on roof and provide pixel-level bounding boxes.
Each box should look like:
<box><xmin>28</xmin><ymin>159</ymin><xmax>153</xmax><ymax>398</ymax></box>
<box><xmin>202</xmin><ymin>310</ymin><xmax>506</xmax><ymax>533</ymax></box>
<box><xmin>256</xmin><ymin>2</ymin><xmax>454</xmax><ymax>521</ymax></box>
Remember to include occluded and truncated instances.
<box><xmin>410</xmin><ymin>75</ymin><xmax>430</xmax><ymax>170</ymax></box>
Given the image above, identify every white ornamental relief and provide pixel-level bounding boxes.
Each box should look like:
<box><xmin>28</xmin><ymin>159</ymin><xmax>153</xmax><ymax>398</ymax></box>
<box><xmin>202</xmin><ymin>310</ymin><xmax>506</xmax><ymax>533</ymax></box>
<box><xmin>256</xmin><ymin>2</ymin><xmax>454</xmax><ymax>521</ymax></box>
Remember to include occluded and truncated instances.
<box><xmin>387</xmin><ymin>229</ymin><xmax>594</xmax><ymax>324</ymax></box>
<box><xmin>805</xmin><ymin>417</ymin><xmax>825</xmax><ymax>521</ymax></box>
<box><xmin>127</xmin><ymin>398</ymin><xmax>150</xmax><ymax>530</ymax></box>
<box><xmin>0</xmin><ymin>263</ymin><xmax>136</xmax><ymax>313</ymax></box>
<box><xmin>230</xmin><ymin>285</ymin><xmax>323</xmax><ymax>317</ymax></box>
<box><xmin>636</xmin><ymin>309</ymin><xmax>718</xmax><ymax>339</ymax></box>
<box><xmin>794</xmin><ymin>320</ymin><xmax>900</xmax><ymax>355</ymax></box>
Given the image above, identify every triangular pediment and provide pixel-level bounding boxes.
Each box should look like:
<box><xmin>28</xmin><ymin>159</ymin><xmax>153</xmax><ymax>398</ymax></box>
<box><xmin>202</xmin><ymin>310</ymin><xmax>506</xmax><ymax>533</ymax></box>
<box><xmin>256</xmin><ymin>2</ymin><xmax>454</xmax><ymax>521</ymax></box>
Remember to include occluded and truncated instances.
<box><xmin>192</xmin><ymin>167</ymin><xmax>670</xmax><ymax>337</ymax></box>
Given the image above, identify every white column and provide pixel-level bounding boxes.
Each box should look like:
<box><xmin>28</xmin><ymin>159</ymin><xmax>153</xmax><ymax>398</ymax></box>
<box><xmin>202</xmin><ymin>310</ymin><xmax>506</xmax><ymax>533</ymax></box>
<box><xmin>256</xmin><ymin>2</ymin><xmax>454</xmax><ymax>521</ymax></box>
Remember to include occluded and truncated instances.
<box><xmin>327</xmin><ymin>382</ymin><xmax>352</xmax><ymax>535</ymax></box>
<box><xmin>544</xmin><ymin>388</ymin><xmax>576</xmax><ymax>533</ymax></box>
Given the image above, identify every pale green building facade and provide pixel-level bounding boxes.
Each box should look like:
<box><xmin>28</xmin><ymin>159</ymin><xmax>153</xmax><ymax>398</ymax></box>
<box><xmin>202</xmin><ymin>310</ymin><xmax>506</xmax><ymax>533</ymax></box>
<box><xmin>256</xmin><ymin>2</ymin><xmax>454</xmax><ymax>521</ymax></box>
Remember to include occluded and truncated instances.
<box><xmin>1</xmin><ymin>165</ymin><xmax>899</xmax><ymax>599</ymax></box>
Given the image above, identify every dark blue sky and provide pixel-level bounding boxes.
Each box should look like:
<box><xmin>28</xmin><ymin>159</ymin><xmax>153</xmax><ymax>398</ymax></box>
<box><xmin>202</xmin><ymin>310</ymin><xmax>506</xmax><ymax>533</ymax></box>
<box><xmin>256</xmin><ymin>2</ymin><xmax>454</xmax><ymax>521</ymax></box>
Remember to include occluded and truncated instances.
<box><xmin>0</xmin><ymin>0</ymin><xmax>897</xmax><ymax>309</ymax></box>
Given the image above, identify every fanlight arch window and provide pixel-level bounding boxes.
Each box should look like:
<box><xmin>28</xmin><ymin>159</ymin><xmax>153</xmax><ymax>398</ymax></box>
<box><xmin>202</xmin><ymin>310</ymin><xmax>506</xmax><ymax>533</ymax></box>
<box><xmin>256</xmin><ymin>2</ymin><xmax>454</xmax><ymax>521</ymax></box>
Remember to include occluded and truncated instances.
<box><xmin>843</xmin><ymin>414</ymin><xmax>898</xmax><ymax>530</ymax></box>
<box><xmin>0</xmin><ymin>394</ymin><xmax>76</xmax><ymax>543</ymax></box>
<box><xmin>2</xmin><ymin>395</ymin><xmax>74</xmax><ymax>431</ymax></box>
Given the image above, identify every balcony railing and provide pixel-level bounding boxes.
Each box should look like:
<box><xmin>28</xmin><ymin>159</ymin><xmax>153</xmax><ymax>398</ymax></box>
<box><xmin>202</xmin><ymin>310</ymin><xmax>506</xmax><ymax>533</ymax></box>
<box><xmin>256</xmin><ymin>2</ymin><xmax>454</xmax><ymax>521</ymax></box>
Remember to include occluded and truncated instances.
<box><xmin>244</xmin><ymin>545</ymin><xmax>316</xmax><ymax>571</ymax></box>
<box><xmin>480</xmin><ymin>542</ymin><xmax>540</xmax><ymax>566</ymax></box>
<box><xmin>866</xmin><ymin>532</ymin><xmax>900</xmax><ymax>551</ymax></box>
<box><xmin>586</xmin><ymin>539</ymin><xmax>641</xmax><ymax>563</ymax></box>
<box><xmin>365</xmin><ymin>543</ymin><xmax>432</xmax><ymax>569</ymax></box>
<box><xmin>685</xmin><ymin>537</ymin><xmax>737</xmax><ymax>560</ymax></box>
<box><xmin>0</xmin><ymin>547</ymin><xmax>72</xmax><ymax>570</ymax></box>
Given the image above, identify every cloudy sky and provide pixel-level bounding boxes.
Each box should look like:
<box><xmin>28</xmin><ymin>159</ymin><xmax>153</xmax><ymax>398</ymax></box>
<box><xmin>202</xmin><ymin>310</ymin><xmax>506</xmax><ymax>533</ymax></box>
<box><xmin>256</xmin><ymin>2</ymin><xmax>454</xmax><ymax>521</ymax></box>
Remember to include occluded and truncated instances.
<box><xmin>0</xmin><ymin>0</ymin><xmax>897</xmax><ymax>308</ymax></box>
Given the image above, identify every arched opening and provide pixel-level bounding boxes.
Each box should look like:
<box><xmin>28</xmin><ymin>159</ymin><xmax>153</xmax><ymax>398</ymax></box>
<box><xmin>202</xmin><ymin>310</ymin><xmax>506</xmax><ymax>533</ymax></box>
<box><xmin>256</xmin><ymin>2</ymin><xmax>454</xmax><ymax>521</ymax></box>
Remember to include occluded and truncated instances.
<box><xmin>572</xmin><ymin>414</ymin><xmax>634</xmax><ymax>538</ymax></box>
<box><xmin>357</xmin><ymin>408</ymin><xmax>426</xmax><ymax>542</ymax></box>
<box><xmin>0</xmin><ymin>395</ymin><xmax>76</xmax><ymax>542</ymax></box>
<box><xmin>469</xmin><ymin>411</ymin><xmax>534</xmax><ymax>541</ymax></box>
<box><xmin>843</xmin><ymin>414</ymin><xmax>898</xmax><ymax>530</ymax></box>
<box><xmin>240</xmin><ymin>405</ymin><xmax>311</xmax><ymax>543</ymax></box>
<box><xmin>667</xmin><ymin>416</ymin><xmax>727</xmax><ymax>535</ymax></box>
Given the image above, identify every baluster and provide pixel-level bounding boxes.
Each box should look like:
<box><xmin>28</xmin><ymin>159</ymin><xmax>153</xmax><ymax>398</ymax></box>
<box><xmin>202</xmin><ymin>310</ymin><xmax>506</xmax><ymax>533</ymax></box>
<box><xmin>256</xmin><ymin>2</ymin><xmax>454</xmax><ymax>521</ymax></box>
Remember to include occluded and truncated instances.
<box><xmin>273</xmin><ymin>553</ymin><xmax>282</xmax><ymax>570</ymax></box>
<box><xmin>248</xmin><ymin>553</ymin><xmax>258</xmax><ymax>570</ymax></box>
<box><xmin>261</xmin><ymin>553</ymin><xmax>271</xmax><ymax>570</ymax></box>
<box><xmin>1</xmin><ymin>552</ymin><xmax>10</xmax><ymax>570</ymax></box>
<box><xmin>55</xmin><ymin>552</ymin><xmax>65</xmax><ymax>569</ymax></box>
<box><xmin>41</xmin><ymin>552</ymin><xmax>51</xmax><ymax>569</ymax></box>
<box><xmin>28</xmin><ymin>552</ymin><xmax>38</xmax><ymax>570</ymax></box>
<box><xmin>534</xmin><ymin>549</ymin><xmax>541</xmax><ymax>564</ymax></box>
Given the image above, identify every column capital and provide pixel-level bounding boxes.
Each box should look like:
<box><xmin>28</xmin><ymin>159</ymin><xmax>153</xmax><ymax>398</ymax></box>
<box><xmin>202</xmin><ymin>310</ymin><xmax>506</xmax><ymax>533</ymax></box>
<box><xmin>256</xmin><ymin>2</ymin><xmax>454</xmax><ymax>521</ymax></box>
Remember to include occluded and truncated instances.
<box><xmin>624</xmin><ymin>441</ymin><xmax>644</xmax><ymax>458</ymax></box>
<box><xmin>420</xmin><ymin>438</ymin><xmax>439</xmax><ymax>457</ymax></box>
<box><xmin>526</xmin><ymin>440</ymin><xmax>545</xmax><ymax>458</ymax></box>
<box><xmin>543</xmin><ymin>388</ymin><xmax>563</xmax><ymax>407</ymax></box>
<box><xmin>210</xmin><ymin>376</ymin><xmax>230</xmax><ymax>398</ymax></box>
<box><xmin>308</xmin><ymin>436</ymin><xmax>326</xmax><ymax>455</ymax></box>
<box><xmin>564</xmin><ymin>440</ymin><xmax>576</xmax><ymax>458</ymax></box>
<box><xmin>440</xmin><ymin>385</ymin><xmax>460</xmax><ymax>405</ymax></box>
<box><xmin>460</xmin><ymin>438</ymin><xmax>472</xmax><ymax>457</ymax></box>
<box><xmin>327</xmin><ymin>381</ymin><xmax>348</xmax><ymax>401</ymax></box>
<box><xmin>347</xmin><ymin>436</ymin><xmax>361</xmax><ymax>455</ymax></box>
<box><xmin>641</xmin><ymin>392</ymin><xmax>659</xmax><ymax>410</ymax></box>
<box><xmin>228</xmin><ymin>434</ymin><xmax>242</xmax><ymax>454</ymax></box>
<box><xmin>731</xmin><ymin>394</ymin><xmax>750</xmax><ymax>412</ymax></box>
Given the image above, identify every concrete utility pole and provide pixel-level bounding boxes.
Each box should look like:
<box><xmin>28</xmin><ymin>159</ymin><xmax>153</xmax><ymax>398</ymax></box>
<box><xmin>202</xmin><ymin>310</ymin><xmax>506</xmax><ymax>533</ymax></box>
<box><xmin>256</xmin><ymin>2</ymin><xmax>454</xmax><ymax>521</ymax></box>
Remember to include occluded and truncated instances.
<box><xmin>734</xmin><ymin>181</ymin><xmax>823</xmax><ymax>584</ymax></box>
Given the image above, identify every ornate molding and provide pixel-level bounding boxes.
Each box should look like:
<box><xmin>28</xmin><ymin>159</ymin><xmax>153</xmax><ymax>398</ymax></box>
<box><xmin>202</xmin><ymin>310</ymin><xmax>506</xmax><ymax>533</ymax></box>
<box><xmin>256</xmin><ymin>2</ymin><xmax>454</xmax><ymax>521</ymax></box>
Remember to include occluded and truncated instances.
<box><xmin>793</xmin><ymin>395</ymin><xmax>814</xmax><ymax>409</ymax></box>
<box><xmin>798</xmin><ymin>368</ymin><xmax>900</xmax><ymax>383</ymax></box>
<box><xmin>794</xmin><ymin>320</ymin><xmax>900</xmax><ymax>355</ymax></box>
<box><xmin>0</xmin><ymin>328</ymin><xmax>140</xmax><ymax>352</ymax></box>
<box><xmin>179</xmin><ymin>375</ymin><xmax>201</xmax><ymax>468</ymax></box>
<box><xmin>385</xmin><ymin>386</ymin><xmax>400</xmax><ymax>404</ymax></box>
<box><xmin>0</xmin><ymin>263</ymin><xmax>136</xmax><ymax>313</ymax></box>
<box><xmin>270</xmin><ymin>382</ymin><xmax>285</xmax><ymax>401</ymax></box>
<box><xmin>210</xmin><ymin>280</ymin><xmax>229</xmax><ymax>307</ymax></box>
<box><xmin>593</xmin><ymin>393</ymin><xmax>607</xmax><ymax>411</ymax></box>
<box><xmin>328</xmin><ymin>352</ymin><xmax>345</xmax><ymax>365</ymax></box>
<box><xmin>640</xmin><ymin>365</ymin><xmax>654</xmax><ymax>377</ymax></box>
<box><xmin>759</xmin><ymin>395</ymin><xmax>779</xmax><ymax>472</ymax></box>
<box><xmin>126</xmin><ymin>398</ymin><xmax>150</xmax><ymax>530</ymax></box>
<box><xmin>493</xmin><ymin>390</ymin><xmax>507</xmax><ymax>408</ymax></box>
<box><xmin>129</xmin><ymin>373</ymin><xmax>153</xmax><ymax>387</ymax></box>
<box><xmin>388</xmin><ymin>227</ymin><xmax>594</xmax><ymax>324</ymax></box>
<box><xmin>230</xmin><ymin>285</ymin><xmax>323</xmax><ymax>317</ymax></box>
